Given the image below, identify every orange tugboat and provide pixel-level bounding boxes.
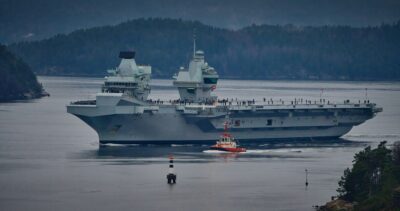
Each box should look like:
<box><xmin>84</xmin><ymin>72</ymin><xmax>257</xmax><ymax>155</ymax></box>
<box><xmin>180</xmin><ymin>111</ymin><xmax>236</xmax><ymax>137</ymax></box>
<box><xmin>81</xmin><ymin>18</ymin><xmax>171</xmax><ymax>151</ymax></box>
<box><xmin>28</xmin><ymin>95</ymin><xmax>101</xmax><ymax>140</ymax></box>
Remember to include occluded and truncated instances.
<box><xmin>210</xmin><ymin>121</ymin><xmax>246</xmax><ymax>153</ymax></box>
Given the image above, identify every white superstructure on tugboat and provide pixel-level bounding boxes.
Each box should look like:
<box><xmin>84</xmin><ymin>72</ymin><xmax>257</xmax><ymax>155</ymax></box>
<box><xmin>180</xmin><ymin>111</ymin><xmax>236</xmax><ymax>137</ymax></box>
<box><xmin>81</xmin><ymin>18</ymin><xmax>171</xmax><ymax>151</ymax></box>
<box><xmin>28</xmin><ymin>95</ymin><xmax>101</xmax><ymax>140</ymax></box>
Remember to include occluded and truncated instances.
<box><xmin>67</xmin><ymin>47</ymin><xmax>382</xmax><ymax>144</ymax></box>
<box><xmin>210</xmin><ymin>121</ymin><xmax>246</xmax><ymax>152</ymax></box>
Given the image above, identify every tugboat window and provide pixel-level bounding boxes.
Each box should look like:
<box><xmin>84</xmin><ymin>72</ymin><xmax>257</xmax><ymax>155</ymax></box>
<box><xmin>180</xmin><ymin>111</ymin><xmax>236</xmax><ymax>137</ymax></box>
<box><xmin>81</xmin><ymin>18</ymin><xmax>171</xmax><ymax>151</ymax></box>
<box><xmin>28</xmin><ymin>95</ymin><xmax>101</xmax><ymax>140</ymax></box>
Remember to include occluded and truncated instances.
<box><xmin>267</xmin><ymin>119</ymin><xmax>272</xmax><ymax>126</ymax></box>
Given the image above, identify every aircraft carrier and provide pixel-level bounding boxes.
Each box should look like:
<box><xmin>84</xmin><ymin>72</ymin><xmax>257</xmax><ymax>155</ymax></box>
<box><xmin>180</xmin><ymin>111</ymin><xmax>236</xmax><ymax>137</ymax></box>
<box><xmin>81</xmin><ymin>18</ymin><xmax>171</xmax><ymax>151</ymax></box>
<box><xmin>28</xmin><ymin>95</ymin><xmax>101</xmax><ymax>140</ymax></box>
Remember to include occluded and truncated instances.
<box><xmin>67</xmin><ymin>48</ymin><xmax>382</xmax><ymax>144</ymax></box>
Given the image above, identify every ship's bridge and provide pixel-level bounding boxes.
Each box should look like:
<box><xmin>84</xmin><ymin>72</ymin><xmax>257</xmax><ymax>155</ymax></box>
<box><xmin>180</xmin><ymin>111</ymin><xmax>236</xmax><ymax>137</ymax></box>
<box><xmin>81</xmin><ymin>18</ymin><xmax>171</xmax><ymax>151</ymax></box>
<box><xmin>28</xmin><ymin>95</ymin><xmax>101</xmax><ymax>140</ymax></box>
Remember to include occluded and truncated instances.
<box><xmin>173</xmin><ymin>50</ymin><xmax>219</xmax><ymax>103</ymax></box>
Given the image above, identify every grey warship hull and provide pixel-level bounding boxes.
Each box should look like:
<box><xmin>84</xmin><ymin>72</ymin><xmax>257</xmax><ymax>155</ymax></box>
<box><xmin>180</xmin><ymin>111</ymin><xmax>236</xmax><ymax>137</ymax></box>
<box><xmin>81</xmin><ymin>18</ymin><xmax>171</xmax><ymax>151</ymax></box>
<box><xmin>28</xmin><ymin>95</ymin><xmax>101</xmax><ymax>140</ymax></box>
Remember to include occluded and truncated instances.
<box><xmin>67</xmin><ymin>100</ymin><xmax>380</xmax><ymax>144</ymax></box>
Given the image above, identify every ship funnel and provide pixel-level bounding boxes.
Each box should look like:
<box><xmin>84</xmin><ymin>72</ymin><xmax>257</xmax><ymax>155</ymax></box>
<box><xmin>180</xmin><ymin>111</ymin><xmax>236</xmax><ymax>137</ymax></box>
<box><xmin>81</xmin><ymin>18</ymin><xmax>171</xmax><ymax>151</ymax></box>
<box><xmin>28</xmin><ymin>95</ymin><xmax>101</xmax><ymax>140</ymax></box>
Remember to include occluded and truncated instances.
<box><xmin>119</xmin><ymin>51</ymin><xmax>135</xmax><ymax>59</ymax></box>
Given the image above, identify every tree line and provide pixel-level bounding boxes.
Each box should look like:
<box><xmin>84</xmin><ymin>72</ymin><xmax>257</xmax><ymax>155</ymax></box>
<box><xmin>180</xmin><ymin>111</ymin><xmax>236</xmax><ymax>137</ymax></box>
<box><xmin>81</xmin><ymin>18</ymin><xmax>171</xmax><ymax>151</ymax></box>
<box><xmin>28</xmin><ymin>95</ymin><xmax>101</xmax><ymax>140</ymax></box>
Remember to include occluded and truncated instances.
<box><xmin>8</xmin><ymin>18</ymin><xmax>400</xmax><ymax>80</ymax></box>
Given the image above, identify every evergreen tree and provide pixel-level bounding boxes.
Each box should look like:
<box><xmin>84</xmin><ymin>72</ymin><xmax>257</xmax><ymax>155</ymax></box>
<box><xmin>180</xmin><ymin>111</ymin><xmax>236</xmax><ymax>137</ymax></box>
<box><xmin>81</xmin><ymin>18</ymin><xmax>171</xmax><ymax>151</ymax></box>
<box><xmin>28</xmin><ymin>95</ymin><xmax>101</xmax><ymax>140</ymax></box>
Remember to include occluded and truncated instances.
<box><xmin>336</xmin><ymin>141</ymin><xmax>400</xmax><ymax>210</ymax></box>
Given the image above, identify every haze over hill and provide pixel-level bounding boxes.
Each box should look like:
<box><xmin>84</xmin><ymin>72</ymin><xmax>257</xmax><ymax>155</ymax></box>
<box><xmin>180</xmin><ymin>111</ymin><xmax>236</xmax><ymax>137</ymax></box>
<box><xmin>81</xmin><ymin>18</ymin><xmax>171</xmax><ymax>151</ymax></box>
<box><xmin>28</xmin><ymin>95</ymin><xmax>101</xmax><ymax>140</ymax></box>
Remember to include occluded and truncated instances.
<box><xmin>9</xmin><ymin>18</ymin><xmax>400</xmax><ymax>80</ymax></box>
<box><xmin>1</xmin><ymin>0</ymin><xmax>400</xmax><ymax>43</ymax></box>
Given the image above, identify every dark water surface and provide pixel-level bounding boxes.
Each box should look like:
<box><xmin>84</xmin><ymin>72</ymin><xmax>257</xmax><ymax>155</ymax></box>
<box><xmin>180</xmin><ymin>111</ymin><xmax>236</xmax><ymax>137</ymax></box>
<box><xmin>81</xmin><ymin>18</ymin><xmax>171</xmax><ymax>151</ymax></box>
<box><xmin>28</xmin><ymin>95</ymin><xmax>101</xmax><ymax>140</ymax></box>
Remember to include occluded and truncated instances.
<box><xmin>0</xmin><ymin>77</ymin><xmax>399</xmax><ymax>211</ymax></box>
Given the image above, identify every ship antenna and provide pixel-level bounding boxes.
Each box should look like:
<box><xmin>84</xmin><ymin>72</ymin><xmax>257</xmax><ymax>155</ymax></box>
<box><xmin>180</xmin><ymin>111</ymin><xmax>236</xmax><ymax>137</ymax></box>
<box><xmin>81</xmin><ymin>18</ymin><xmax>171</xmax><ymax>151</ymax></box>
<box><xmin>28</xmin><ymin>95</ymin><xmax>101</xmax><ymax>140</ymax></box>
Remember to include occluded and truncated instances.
<box><xmin>193</xmin><ymin>29</ymin><xmax>196</xmax><ymax>57</ymax></box>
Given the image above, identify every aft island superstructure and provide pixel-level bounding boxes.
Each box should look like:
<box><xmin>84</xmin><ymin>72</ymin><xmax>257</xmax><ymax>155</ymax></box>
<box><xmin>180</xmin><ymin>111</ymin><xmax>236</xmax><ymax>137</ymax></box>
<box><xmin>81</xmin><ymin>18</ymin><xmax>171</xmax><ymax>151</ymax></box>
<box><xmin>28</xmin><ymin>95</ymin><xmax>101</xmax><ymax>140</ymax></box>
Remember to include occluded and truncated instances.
<box><xmin>67</xmin><ymin>49</ymin><xmax>382</xmax><ymax>144</ymax></box>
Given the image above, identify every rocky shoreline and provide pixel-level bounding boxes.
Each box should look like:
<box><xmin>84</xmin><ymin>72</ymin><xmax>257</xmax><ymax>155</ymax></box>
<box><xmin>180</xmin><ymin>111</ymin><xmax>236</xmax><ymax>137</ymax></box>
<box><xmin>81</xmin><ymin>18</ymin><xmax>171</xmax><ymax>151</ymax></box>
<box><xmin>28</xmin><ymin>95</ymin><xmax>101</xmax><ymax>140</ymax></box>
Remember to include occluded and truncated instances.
<box><xmin>317</xmin><ymin>199</ymin><xmax>354</xmax><ymax>211</ymax></box>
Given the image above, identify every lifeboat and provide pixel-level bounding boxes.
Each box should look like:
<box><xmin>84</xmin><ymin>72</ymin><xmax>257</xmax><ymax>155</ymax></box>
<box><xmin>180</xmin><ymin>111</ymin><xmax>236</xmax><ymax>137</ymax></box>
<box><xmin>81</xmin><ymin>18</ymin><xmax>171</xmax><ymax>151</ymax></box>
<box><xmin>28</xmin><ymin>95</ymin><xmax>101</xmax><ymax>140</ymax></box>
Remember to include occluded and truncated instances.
<box><xmin>210</xmin><ymin>121</ymin><xmax>246</xmax><ymax>153</ymax></box>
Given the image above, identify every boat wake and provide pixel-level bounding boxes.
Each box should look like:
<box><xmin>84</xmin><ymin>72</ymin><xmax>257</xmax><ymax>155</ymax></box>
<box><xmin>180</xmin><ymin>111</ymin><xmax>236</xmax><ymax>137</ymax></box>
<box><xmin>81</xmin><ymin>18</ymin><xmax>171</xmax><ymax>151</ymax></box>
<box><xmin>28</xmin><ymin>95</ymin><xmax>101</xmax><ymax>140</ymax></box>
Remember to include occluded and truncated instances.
<box><xmin>244</xmin><ymin>149</ymin><xmax>303</xmax><ymax>154</ymax></box>
<box><xmin>344</xmin><ymin>134</ymin><xmax>400</xmax><ymax>139</ymax></box>
<box><xmin>203</xmin><ymin>149</ymin><xmax>303</xmax><ymax>154</ymax></box>
<box><xmin>171</xmin><ymin>144</ymin><xmax>194</xmax><ymax>147</ymax></box>
<box><xmin>203</xmin><ymin>150</ymin><xmax>231</xmax><ymax>154</ymax></box>
<box><xmin>100</xmin><ymin>143</ymin><xmax>140</xmax><ymax>147</ymax></box>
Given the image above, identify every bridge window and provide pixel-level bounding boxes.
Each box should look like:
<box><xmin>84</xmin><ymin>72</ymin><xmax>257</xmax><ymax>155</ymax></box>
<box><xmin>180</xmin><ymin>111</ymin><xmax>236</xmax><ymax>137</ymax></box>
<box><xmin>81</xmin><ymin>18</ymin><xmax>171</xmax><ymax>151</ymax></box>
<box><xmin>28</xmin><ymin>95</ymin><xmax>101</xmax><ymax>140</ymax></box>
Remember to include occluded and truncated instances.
<box><xmin>267</xmin><ymin>119</ymin><xmax>272</xmax><ymax>126</ymax></box>
<box><xmin>203</xmin><ymin>78</ymin><xmax>218</xmax><ymax>84</ymax></box>
<box><xmin>187</xmin><ymin>88</ymin><xmax>195</xmax><ymax>94</ymax></box>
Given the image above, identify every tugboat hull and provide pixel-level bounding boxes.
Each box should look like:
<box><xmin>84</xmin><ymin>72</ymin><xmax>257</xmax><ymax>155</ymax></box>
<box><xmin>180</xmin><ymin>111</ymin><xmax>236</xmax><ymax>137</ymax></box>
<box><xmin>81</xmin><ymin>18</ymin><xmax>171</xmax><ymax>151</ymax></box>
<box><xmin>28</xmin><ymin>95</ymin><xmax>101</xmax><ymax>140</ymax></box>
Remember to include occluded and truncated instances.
<box><xmin>210</xmin><ymin>146</ymin><xmax>247</xmax><ymax>152</ymax></box>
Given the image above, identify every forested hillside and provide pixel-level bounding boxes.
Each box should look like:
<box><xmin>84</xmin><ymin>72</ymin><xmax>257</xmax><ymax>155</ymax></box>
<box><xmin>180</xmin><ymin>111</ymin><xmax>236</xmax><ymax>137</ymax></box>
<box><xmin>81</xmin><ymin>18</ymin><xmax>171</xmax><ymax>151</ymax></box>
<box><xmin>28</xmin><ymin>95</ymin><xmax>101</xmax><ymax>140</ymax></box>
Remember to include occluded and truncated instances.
<box><xmin>9</xmin><ymin>18</ymin><xmax>400</xmax><ymax>80</ymax></box>
<box><xmin>0</xmin><ymin>44</ymin><xmax>43</xmax><ymax>101</ymax></box>
<box><xmin>320</xmin><ymin>141</ymin><xmax>400</xmax><ymax>210</ymax></box>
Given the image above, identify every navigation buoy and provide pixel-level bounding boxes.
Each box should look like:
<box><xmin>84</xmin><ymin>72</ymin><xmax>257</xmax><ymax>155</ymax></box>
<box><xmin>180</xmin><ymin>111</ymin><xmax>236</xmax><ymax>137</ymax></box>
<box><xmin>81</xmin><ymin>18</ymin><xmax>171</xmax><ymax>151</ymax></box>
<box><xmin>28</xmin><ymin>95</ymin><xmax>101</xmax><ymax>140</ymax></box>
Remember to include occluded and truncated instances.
<box><xmin>167</xmin><ymin>155</ymin><xmax>177</xmax><ymax>184</ymax></box>
<box><xmin>305</xmin><ymin>169</ymin><xmax>309</xmax><ymax>186</ymax></box>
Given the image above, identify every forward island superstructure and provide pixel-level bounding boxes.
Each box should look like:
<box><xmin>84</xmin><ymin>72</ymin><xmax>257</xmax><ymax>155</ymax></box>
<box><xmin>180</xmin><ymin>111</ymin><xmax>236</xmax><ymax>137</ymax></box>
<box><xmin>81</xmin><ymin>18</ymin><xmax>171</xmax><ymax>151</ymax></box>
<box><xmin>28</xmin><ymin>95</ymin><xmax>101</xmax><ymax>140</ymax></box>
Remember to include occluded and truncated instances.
<box><xmin>67</xmin><ymin>49</ymin><xmax>382</xmax><ymax>144</ymax></box>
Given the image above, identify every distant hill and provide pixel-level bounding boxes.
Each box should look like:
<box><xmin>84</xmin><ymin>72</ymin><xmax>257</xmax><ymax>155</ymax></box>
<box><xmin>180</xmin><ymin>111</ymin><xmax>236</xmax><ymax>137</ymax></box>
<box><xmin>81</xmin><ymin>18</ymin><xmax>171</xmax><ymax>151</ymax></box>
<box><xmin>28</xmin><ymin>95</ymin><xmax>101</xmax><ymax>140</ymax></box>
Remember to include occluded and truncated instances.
<box><xmin>8</xmin><ymin>18</ymin><xmax>400</xmax><ymax>80</ymax></box>
<box><xmin>0</xmin><ymin>44</ymin><xmax>43</xmax><ymax>101</ymax></box>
